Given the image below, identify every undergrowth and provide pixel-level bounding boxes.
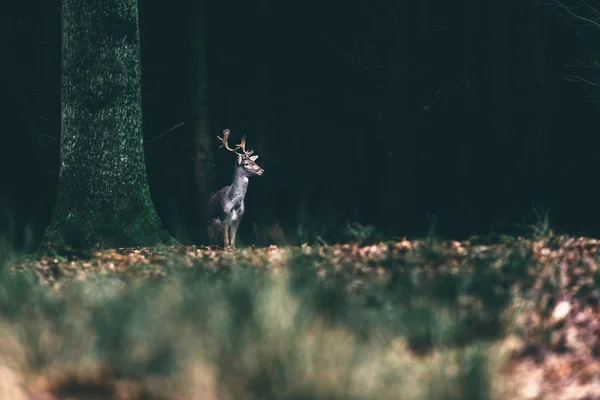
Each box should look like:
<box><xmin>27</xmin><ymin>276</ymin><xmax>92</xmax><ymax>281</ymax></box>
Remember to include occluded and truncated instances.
<box><xmin>0</xmin><ymin>240</ymin><xmax>521</xmax><ymax>400</ymax></box>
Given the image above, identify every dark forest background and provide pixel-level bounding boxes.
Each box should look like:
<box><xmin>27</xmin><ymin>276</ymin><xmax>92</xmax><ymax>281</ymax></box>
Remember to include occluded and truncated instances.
<box><xmin>1</xmin><ymin>0</ymin><xmax>600</xmax><ymax>251</ymax></box>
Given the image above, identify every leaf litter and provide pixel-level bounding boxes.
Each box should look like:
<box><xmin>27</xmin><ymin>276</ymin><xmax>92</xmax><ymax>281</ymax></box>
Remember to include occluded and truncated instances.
<box><xmin>0</xmin><ymin>234</ymin><xmax>599</xmax><ymax>399</ymax></box>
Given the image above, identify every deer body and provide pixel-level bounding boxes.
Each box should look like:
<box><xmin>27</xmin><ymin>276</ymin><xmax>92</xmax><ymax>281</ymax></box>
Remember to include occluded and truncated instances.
<box><xmin>205</xmin><ymin>130</ymin><xmax>263</xmax><ymax>248</ymax></box>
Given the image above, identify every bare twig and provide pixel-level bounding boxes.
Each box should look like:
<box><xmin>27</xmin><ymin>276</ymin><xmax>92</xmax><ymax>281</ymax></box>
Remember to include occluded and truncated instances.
<box><xmin>331</xmin><ymin>43</ymin><xmax>383</xmax><ymax>76</ymax></box>
<box><xmin>147</xmin><ymin>122</ymin><xmax>185</xmax><ymax>143</ymax></box>
<box><xmin>555</xmin><ymin>0</ymin><xmax>600</xmax><ymax>30</ymax></box>
<box><xmin>41</xmin><ymin>133</ymin><xmax>58</xmax><ymax>141</ymax></box>
<box><xmin>563</xmin><ymin>73</ymin><xmax>600</xmax><ymax>87</ymax></box>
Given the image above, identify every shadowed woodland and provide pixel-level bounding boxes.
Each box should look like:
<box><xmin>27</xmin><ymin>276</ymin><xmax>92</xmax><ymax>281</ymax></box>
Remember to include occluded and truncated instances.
<box><xmin>2</xmin><ymin>0</ymin><xmax>600</xmax><ymax>248</ymax></box>
<box><xmin>2</xmin><ymin>0</ymin><xmax>600</xmax><ymax>398</ymax></box>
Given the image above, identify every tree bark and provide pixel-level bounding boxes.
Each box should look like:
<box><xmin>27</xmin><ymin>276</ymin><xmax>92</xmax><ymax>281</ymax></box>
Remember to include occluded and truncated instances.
<box><xmin>383</xmin><ymin>0</ymin><xmax>414</xmax><ymax>235</ymax></box>
<box><xmin>191</xmin><ymin>0</ymin><xmax>214</xmax><ymax>205</ymax></box>
<box><xmin>253</xmin><ymin>0</ymin><xmax>273</xmax><ymax>232</ymax></box>
<box><xmin>524</xmin><ymin>5</ymin><xmax>548</xmax><ymax>178</ymax></box>
<box><xmin>488</xmin><ymin>0</ymin><xmax>509</xmax><ymax>135</ymax></box>
<box><xmin>458</xmin><ymin>0</ymin><xmax>484</xmax><ymax>230</ymax></box>
<box><xmin>41</xmin><ymin>0</ymin><xmax>174</xmax><ymax>250</ymax></box>
<box><xmin>255</xmin><ymin>0</ymin><xmax>272</xmax><ymax>162</ymax></box>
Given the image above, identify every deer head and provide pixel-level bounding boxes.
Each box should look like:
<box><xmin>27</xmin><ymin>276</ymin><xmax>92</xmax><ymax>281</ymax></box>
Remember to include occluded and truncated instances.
<box><xmin>217</xmin><ymin>129</ymin><xmax>264</xmax><ymax>177</ymax></box>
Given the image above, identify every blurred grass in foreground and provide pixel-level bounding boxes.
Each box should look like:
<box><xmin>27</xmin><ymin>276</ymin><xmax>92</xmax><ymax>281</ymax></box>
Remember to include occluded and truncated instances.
<box><xmin>0</xmin><ymin>236</ymin><xmax>528</xmax><ymax>400</ymax></box>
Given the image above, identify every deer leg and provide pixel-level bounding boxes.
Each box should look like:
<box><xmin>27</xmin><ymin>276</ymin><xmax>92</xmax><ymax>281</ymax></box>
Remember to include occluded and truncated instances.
<box><xmin>230</xmin><ymin>223</ymin><xmax>239</xmax><ymax>248</ymax></box>
<box><xmin>223</xmin><ymin>225</ymin><xmax>230</xmax><ymax>248</ymax></box>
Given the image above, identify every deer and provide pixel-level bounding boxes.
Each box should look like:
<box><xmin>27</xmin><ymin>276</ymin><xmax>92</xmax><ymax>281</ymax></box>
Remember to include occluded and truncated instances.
<box><xmin>205</xmin><ymin>129</ymin><xmax>264</xmax><ymax>248</ymax></box>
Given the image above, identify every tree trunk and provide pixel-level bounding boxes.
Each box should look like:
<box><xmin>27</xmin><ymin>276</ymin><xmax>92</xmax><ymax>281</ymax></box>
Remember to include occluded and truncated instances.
<box><xmin>42</xmin><ymin>0</ymin><xmax>174</xmax><ymax>250</ymax></box>
<box><xmin>255</xmin><ymin>0</ymin><xmax>272</xmax><ymax>162</ymax></box>
<box><xmin>458</xmin><ymin>0</ymin><xmax>484</xmax><ymax>231</ymax></box>
<box><xmin>253</xmin><ymin>0</ymin><xmax>273</xmax><ymax>236</ymax></box>
<box><xmin>488</xmin><ymin>0</ymin><xmax>509</xmax><ymax>135</ymax></box>
<box><xmin>191</xmin><ymin>0</ymin><xmax>213</xmax><ymax>205</ymax></box>
<box><xmin>383</xmin><ymin>0</ymin><xmax>414</xmax><ymax>236</ymax></box>
<box><xmin>524</xmin><ymin>5</ymin><xmax>548</xmax><ymax>181</ymax></box>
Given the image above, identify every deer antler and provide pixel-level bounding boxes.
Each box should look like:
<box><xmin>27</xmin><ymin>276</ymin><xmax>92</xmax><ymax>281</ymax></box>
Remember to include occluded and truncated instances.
<box><xmin>217</xmin><ymin>129</ymin><xmax>254</xmax><ymax>157</ymax></box>
<box><xmin>239</xmin><ymin>135</ymin><xmax>256</xmax><ymax>156</ymax></box>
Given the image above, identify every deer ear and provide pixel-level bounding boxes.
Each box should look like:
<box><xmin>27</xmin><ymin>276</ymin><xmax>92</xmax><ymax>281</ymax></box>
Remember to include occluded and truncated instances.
<box><xmin>250</xmin><ymin>155</ymin><xmax>258</xmax><ymax>161</ymax></box>
<box><xmin>237</xmin><ymin>154</ymin><xmax>243</xmax><ymax>165</ymax></box>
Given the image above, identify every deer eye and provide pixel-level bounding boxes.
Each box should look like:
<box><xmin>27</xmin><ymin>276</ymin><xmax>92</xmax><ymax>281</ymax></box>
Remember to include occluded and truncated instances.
<box><xmin>244</xmin><ymin>162</ymin><xmax>250</xmax><ymax>166</ymax></box>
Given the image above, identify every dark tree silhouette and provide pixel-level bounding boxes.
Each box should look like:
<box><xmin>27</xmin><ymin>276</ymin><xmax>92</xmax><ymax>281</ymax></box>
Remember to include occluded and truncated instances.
<box><xmin>191</xmin><ymin>0</ymin><xmax>214</xmax><ymax>205</ymax></box>
<box><xmin>383</xmin><ymin>0</ymin><xmax>415</xmax><ymax>235</ymax></box>
<box><xmin>42</xmin><ymin>0</ymin><xmax>174</xmax><ymax>250</ymax></box>
<box><xmin>524</xmin><ymin>3</ymin><xmax>549</xmax><ymax>190</ymax></box>
<box><xmin>488</xmin><ymin>0</ymin><xmax>509</xmax><ymax>140</ymax></box>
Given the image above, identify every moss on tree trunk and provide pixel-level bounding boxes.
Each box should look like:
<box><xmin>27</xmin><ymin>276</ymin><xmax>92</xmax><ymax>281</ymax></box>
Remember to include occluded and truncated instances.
<box><xmin>42</xmin><ymin>0</ymin><xmax>175</xmax><ymax>250</ymax></box>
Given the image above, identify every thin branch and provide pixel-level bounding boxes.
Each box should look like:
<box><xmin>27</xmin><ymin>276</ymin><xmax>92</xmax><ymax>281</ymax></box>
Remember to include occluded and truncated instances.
<box><xmin>581</xmin><ymin>0</ymin><xmax>600</xmax><ymax>20</ymax></box>
<box><xmin>147</xmin><ymin>122</ymin><xmax>185</xmax><ymax>143</ymax></box>
<box><xmin>331</xmin><ymin>43</ymin><xmax>383</xmax><ymax>76</ymax></box>
<box><xmin>555</xmin><ymin>0</ymin><xmax>600</xmax><ymax>30</ymax></box>
<box><xmin>365</xmin><ymin>7</ymin><xmax>379</xmax><ymax>24</ymax></box>
<box><xmin>563</xmin><ymin>73</ymin><xmax>600</xmax><ymax>87</ymax></box>
<box><xmin>42</xmin><ymin>133</ymin><xmax>58</xmax><ymax>140</ymax></box>
<box><xmin>420</xmin><ymin>82</ymin><xmax>463</xmax><ymax>113</ymax></box>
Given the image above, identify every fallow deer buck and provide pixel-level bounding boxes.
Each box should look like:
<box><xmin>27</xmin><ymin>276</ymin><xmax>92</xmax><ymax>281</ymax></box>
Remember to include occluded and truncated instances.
<box><xmin>205</xmin><ymin>129</ymin><xmax>264</xmax><ymax>248</ymax></box>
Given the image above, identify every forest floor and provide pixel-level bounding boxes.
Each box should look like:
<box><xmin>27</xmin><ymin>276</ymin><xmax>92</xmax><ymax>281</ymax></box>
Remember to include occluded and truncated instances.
<box><xmin>0</xmin><ymin>234</ymin><xmax>599</xmax><ymax>399</ymax></box>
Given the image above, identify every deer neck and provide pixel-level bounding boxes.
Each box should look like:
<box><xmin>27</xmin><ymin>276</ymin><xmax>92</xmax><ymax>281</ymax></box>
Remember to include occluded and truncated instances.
<box><xmin>230</xmin><ymin>167</ymin><xmax>249</xmax><ymax>201</ymax></box>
